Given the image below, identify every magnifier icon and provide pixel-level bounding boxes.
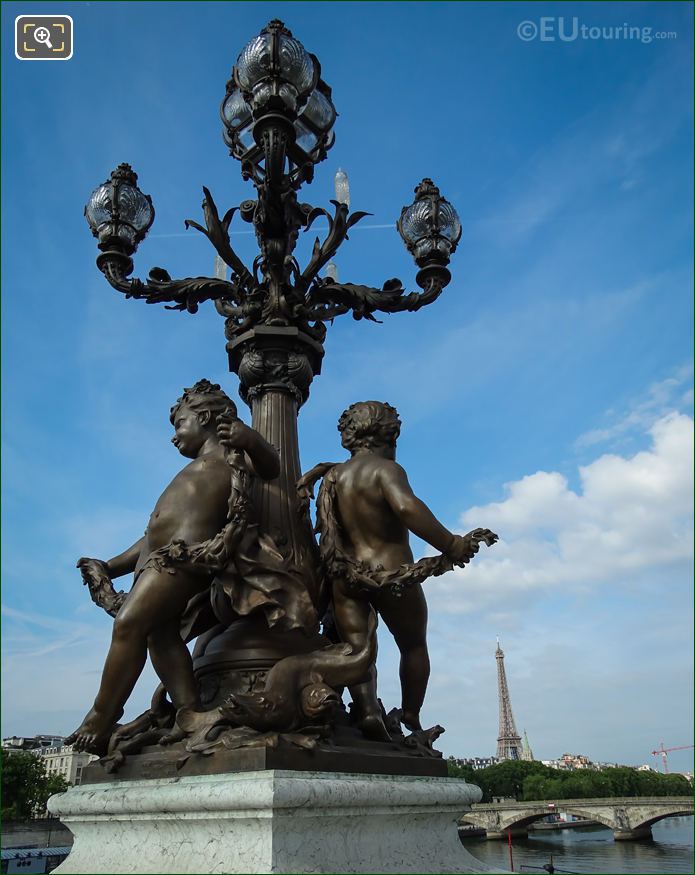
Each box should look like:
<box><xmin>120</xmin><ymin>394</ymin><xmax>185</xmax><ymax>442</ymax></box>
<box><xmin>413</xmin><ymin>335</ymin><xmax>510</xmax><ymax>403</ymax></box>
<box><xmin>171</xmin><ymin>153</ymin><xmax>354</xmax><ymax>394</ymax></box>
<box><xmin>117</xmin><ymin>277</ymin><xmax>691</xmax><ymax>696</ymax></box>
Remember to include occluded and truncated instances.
<box><xmin>34</xmin><ymin>26</ymin><xmax>53</xmax><ymax>49</ymax></box>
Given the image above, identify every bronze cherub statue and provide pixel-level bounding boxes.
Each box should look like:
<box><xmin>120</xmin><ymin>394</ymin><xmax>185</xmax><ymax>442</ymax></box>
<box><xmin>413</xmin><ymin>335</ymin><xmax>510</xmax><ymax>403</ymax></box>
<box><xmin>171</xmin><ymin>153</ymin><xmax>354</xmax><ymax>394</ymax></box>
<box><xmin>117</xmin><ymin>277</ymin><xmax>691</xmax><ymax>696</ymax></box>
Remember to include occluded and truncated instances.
<box><xmin>67</xmin><ymin>380</ymin><xmax>282</xmax><ymax>754</ymax></box>
<box><xmin>299</xmin><ymin>401</ymin><xmax>498</xmax><ymax>741</ymax></box>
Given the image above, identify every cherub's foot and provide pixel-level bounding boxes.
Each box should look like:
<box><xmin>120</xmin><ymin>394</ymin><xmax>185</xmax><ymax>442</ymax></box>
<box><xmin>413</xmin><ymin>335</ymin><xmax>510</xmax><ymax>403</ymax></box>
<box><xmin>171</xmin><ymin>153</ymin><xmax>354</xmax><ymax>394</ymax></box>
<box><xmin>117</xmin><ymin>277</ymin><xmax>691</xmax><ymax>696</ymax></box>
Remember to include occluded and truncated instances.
<box><xmin>158</xmin><ymin>723</ymin><xmax>187</xmax><ymax>746</ymax></box>
<box><xmin>360</xmin><ymin>711</ymin><xmax>392</xmax><ymax>742</ymax></box>
<box><xmin>401</xmin><ymin>710</ymin><xmax>423</xmax><ymax>732</ymax></box>
<box><xmin>65</xmin><ymin>707</ymin><xmax>119</xmax><ymax>756</ymax></box>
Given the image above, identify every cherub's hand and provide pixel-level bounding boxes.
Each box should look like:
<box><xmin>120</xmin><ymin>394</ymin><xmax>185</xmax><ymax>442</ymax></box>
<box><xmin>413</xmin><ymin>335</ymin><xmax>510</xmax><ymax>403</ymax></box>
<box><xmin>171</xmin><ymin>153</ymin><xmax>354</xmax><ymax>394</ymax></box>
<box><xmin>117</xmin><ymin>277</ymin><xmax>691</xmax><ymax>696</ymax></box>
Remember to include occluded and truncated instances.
<box><xmin>217</xmin><ymin>416</ymin><xmax>253</xmax><ymax>453</ymax></box>
<box><xmin>77</xmin><ymin>557</ymin><xmax>126</xmax><ymax>618</ymax></box>
<box><xmin>296</xmin><ymin>474</ymin><xmax>316</xmax><ymax>516</ymax></box>
<box><xmin>296</xmin><ymin>473</ymin><xmax>316</xmax><ymax>497</ymax></box>
<box><xmin>445</xmin><ymin>528</ymin><xmax>498</xmax><ymax>565</ymax></box>
<box><xmin>468</xmin><ymin>527</ymin><xmax>499</xmax><ymax>548</ymax></box>
<box><xmin>77</xmin><ymin>557</ymin><xmax>110</xmax><ymax>585</ymax></box>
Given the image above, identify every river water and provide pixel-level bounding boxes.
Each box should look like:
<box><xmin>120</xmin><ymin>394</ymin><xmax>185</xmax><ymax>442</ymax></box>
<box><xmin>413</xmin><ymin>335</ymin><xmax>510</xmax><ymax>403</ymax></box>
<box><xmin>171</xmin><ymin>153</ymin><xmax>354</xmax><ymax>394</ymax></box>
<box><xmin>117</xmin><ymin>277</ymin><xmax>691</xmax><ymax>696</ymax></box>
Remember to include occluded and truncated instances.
<box><xmin>462</xmin><ymin>816</ymin><xmax>694</xmax><ymax>874</ymax></box>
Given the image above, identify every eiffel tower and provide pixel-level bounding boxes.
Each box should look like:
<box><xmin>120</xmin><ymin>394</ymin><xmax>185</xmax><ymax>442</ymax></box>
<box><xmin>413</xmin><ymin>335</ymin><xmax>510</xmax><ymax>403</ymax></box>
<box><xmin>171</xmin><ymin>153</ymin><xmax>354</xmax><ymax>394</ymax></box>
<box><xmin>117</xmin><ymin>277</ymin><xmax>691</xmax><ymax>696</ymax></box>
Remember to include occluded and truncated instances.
<box><xmin>495</xmin><ymin>638</ymin><xmax>523</xmax><ymax>760</ymax></box>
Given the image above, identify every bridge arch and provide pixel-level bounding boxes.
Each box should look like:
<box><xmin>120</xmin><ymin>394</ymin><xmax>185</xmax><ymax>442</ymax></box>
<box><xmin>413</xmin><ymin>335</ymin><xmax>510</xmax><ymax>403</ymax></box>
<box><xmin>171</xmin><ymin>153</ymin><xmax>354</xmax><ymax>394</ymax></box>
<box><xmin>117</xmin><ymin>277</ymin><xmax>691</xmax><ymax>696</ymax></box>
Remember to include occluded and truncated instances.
<box><xmin>468</xmin><ymin>797</ymin><xmax>695</xmax><ymax>839</ymax></box>
<box><xmin>499</xmin><ymin>806</ymin><xmax>616</xmax><ymax>834</ymax></box>
<box><xmin>631</xmin><ymin>810</ymin><xmax>694</xmax><ymax>832</ymax></box>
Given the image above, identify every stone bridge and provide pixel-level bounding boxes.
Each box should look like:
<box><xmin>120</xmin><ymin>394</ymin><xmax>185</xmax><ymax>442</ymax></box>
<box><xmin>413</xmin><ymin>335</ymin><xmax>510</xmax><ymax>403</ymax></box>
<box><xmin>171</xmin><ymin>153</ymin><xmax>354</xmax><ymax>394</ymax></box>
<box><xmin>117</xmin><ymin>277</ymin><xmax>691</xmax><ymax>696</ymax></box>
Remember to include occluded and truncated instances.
<box><xmin>462</xmin><ymin>796</ymin><xmax>693</xmax><ymax>840</ymax></box>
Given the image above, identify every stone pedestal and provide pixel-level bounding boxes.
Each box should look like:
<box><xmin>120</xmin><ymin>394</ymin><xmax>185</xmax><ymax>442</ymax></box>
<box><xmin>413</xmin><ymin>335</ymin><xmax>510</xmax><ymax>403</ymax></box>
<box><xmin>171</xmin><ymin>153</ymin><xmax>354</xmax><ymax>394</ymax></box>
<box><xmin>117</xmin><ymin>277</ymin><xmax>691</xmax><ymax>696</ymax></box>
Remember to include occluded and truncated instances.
<box><xmin>48</xmin><ymin>770</ymin><xmax>491</xmax><ymax>874</ymax></box>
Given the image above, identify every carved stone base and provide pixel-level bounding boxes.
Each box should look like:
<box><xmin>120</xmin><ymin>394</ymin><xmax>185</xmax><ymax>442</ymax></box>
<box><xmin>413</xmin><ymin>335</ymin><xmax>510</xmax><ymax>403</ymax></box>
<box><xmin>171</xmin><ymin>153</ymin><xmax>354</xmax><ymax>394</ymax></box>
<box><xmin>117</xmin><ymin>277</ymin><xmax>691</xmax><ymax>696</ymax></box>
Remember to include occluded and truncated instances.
<box><xmin>79</xmin><ymin>718</ymin><xmax>448</xmax><ymax>784</ymax></box>
<box><xmin>48</xmin><ymin>770</ymin><xmax>491</xmax><ymax>874</ymax></box>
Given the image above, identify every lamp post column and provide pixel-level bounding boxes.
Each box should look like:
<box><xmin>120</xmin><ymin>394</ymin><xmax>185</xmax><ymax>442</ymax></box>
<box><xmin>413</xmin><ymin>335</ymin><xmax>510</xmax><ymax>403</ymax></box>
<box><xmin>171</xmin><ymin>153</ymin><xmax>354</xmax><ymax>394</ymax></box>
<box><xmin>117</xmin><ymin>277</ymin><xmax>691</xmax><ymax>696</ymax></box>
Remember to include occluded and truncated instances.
<box><xmin>190</xmin><ymin>326</ymin><xmax>325</xmax><ymax>709</ymax></box>
<box><xmin>228</xmin><ymin>326</ymin><xmax>325</xmax><ymax>612</ymax></box>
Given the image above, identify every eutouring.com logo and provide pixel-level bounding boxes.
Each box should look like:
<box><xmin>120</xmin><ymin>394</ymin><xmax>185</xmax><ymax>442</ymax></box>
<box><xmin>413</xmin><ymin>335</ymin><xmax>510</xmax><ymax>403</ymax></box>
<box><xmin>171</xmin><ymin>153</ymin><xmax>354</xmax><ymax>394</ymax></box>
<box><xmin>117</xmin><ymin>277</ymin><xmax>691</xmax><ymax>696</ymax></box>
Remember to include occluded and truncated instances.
<box><xmin>517</xmin><ymin>17</ymin><xmax>678</xmax><ymax>44</ymax></box>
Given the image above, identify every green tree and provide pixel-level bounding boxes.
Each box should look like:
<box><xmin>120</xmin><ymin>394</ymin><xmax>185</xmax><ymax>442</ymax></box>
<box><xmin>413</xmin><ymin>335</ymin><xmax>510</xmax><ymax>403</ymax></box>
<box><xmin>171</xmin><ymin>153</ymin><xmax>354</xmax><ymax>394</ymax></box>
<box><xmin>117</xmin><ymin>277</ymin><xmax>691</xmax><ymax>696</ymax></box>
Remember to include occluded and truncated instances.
<box><xmin>603</xmin><ymin>766</ymin><xmax>640</xmax><ymax>797</ymax></box>
<box><xmin>522</xmin><ymin>773</ymin><xmax>548</xmax><ymax>800</ymax></box>
<box><xmin>1</xmin><ymin>750</ymin><xmax>69</xmax><ymax>819</ymax></box>
<box><xmin>473</xmin><ymin>760</ymin><xmax>552</xmax><ymax>801</ymax></box>
<box><xmin>446</xmin><ymin>758</ymin><xmax>478</xmax><ymax>784</ymax></box>
<box><xmin>448</xmin><ymin>758</ymin><xmax>693</xmax><ymax>803</ymax></box>
<box><xmin>659</xmin><ymin>773</ymin><xmax>691</xmax><ymax>795</ymax></box>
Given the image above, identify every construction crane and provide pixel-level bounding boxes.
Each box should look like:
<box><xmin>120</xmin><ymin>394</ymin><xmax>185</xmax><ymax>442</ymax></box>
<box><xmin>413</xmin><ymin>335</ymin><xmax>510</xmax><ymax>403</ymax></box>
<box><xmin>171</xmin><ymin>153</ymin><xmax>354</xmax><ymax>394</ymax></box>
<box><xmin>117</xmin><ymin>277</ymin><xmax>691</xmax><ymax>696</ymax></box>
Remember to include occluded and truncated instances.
<box><xmin>650</xmin><ymin>742</ymin><xmax>695</xmax><ymax>773</ymax></box>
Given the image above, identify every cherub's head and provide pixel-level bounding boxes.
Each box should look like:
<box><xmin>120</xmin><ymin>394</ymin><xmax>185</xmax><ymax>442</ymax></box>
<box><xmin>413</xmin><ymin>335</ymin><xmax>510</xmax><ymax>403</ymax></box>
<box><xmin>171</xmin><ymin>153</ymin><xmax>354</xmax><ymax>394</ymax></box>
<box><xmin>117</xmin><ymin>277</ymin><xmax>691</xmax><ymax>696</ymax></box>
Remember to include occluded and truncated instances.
<box><xmin>338</xmin><ymin>401</ymin><xmax>401</xmax><ymax>456</ymax></box>
<box><xmin>170</xmin><ymin>379</ymin><xmax>237</xmax><ymax>458</ymax></box>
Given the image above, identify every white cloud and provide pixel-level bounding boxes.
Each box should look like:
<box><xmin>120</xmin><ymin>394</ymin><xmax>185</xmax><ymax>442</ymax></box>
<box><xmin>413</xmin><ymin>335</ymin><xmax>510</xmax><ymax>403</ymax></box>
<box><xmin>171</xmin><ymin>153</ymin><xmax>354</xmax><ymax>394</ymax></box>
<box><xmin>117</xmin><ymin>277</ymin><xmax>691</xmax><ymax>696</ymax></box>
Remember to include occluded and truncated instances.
<box><xmin>575</xmin><ymin>364</ymin><xmax>693</xmax><ymax>449</ymax></box>
<box><xmin>427</xmin><ymin>412</ymin><xmax>694</xmax><ymax>615</ymax></box>
<box><xmin>374</xmin><ymin>405</ymin><xmax>693</xmax><ymax>761</ymax></box>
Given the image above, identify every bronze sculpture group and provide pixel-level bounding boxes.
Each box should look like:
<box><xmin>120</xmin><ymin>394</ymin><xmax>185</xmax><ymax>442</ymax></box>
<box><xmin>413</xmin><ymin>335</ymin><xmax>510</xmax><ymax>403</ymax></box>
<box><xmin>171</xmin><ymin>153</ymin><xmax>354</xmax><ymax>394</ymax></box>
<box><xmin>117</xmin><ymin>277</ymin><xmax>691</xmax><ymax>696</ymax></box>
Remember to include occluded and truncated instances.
<box><xmin>70</xmin><ymin>20</ymin><xmax>498</xmax><ymax>777</ymax></box>
<box><xmin>68</xmin><ymin>387</ymin><xmax>496</xmax><ymax>765</ymax></box>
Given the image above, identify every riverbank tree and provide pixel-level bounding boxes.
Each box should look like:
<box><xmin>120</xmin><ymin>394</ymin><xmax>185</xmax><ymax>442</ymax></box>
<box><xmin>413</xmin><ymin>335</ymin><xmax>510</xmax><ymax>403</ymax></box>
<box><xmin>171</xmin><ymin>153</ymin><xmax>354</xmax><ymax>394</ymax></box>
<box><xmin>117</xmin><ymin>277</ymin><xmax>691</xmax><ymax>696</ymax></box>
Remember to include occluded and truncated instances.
<box><xmin>447</xmin><ymin>757</ymin><xmax>691</xmax><ymax>801</ymax></box>
<box><xmin>1</xmin><ymin>750</ymin><xmax>68</xmax><ymax>819</ymax></box>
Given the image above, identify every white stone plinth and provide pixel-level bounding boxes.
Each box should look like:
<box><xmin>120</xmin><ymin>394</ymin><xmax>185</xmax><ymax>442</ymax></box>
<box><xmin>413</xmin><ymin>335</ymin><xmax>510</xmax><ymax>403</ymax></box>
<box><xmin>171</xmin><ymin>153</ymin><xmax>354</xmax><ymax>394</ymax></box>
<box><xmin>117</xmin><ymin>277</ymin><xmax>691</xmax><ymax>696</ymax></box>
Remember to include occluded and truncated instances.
<box><xmin>48</xmin><ymin>769</ymin><xmax>491</xmax><ymax>873</ymax></box>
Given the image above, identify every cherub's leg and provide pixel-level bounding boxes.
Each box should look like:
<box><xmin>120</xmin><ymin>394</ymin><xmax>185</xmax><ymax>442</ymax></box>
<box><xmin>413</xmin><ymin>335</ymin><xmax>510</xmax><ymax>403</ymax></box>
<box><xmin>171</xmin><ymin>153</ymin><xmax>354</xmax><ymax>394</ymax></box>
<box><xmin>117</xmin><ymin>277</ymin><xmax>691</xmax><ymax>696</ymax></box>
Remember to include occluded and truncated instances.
<box><xmin>148</xmin><ymin>620</ymin><xmax>199</xmax><ymax>712</ymax></box>
<box><xmin>332</xmin><ymin>580</ymin><xmax>390</xmax><ymax>742</ymax></box>
<box><xmin>377</xmin><ymin>583</ymin><xmax>429</xmax><ymax>731</ymax></box>
<box><xmin>67</xmin><ymin>566</ymin><xmax>208</xmax><ymax>754</ymax></box>
<box><xmin>148</xmin><ymin>620</ymin><xmax>204</xmax><ymax>745</ymax></box>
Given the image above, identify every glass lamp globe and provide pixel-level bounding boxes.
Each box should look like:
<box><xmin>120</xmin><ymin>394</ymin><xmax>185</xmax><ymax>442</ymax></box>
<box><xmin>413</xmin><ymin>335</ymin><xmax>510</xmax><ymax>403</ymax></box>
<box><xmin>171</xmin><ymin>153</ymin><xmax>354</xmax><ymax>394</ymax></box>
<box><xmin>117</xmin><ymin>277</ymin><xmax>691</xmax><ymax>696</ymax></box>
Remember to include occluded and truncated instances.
<box><xmin>397</xmin><ymin>179</ymin><xmax>461</xmax><ymax>265</ymax></box>
<box><xmin>293</xmin><ymin>81</ymin><xmax>337</xmax><ymax>159</ymax></box>
<box><xmin>221</xmin><ymin>87</ymin><xmax>255</xmax><ymax>152</ymax></box>
<box><xmin>85</xmin><ymin>164</ymin><xmax>154</xmax><ymax>253</ymax></box>
<box><xmin>235</xmin><ymin>20</ymin><xmax>316</xmax><ymax>112</ymax></box>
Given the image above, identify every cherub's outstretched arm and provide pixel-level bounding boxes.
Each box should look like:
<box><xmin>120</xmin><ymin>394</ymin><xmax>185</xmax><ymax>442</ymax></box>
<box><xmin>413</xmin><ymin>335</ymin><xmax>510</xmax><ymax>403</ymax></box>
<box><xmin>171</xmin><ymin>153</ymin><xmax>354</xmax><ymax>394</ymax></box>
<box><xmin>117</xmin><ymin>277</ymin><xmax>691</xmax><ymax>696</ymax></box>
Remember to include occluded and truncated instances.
<box><xmin>104</xmin><ymin>537</ymin><xmax>146</xmax><ymax>578</ymax></box>
<box><xmin>379</xmin><ymin>463</ymin><xmax>497</xmax><ymax>563</ymax></box>
<box><xmin>379</xmin><ymin>463</ymin><xmax>460</xmax><ymax>553</ymax></box>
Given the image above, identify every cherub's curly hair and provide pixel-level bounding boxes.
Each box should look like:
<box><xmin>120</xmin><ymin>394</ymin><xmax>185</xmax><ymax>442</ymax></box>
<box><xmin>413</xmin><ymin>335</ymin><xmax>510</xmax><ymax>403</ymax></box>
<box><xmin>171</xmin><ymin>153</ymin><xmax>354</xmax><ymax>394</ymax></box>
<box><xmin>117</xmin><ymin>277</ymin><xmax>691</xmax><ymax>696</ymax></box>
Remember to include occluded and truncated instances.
<box><xmin>337</xmin><ymin>401</ymin><xmax>401</xmax><ymax>451</ymax></box>
<box><xmin>170</xmin><ymin>379</ymin><xmax>237</xmax><ymax>425</ymax></box>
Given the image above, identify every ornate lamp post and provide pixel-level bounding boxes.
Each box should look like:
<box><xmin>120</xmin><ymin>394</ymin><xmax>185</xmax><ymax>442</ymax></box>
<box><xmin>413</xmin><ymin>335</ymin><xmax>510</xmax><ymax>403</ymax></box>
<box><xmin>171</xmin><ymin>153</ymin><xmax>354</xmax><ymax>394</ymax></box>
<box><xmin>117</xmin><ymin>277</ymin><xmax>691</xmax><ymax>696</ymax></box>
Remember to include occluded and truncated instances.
<box><xmin>84</xmin><ymin>19</ymin><xmax>461</xmax><ymax>695</ymax></box>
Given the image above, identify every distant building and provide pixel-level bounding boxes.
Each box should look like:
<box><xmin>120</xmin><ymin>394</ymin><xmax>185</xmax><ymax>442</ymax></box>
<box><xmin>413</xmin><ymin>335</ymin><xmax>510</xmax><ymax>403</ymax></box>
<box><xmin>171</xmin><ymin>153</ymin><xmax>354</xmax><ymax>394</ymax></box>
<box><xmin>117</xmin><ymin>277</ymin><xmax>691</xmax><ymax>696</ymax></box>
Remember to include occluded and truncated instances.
<box><xmin>521</xmin><ymin>729</ymin><xmax>535</xmax><ymax>761</ymax></box>
<box><xmin>565</xmin><ymin>752</ymin><xmax>591</xmax><ymax>769</ymax></box>
<box><xmin>1</xmin><ymin>736</ymin><xmax>96</xmax><ymax>784</ymax></box>
<box><xmin>541</xmin><ymin>752</ymin><xmax>594</xmax><ymax>770</ymax></box>
<box><xmin>539</xmin><ymin>754</ymin><xmax>691</xmax><ymax>774</ymax></box>
<box><xmin>2</xmin><ymin>735</ymin><xmax>65</xmax><ymax>754</ymax></box>
<box><xmin>42</xmin><ymin>745</ymin><xmax>97</xmax><ymax>785</ymax></box>
<box><xmin>449</xmin><ymin>756</ymin><xmax>500</xmax><ymax>770</ymax></box>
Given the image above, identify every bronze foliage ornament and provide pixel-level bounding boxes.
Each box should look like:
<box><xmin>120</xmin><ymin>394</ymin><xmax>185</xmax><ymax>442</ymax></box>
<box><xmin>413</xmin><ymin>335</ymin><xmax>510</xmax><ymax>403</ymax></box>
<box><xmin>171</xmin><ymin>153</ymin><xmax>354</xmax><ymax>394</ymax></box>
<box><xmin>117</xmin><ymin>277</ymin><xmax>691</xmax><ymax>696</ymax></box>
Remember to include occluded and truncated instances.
<box><xmin>74</xmin><ymin>20</ymin><xmax>496</xmax><ymax>780</ymax></box>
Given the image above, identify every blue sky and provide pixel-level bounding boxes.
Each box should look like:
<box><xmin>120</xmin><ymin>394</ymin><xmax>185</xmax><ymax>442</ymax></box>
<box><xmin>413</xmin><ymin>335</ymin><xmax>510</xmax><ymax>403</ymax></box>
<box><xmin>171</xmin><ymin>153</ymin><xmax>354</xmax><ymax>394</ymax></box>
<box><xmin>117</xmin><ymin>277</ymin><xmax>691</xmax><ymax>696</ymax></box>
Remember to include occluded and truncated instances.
<box><xmin>2</xmin><ymin>1</ymin><xmax>693</xmax><ymax>771</ymax></box>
